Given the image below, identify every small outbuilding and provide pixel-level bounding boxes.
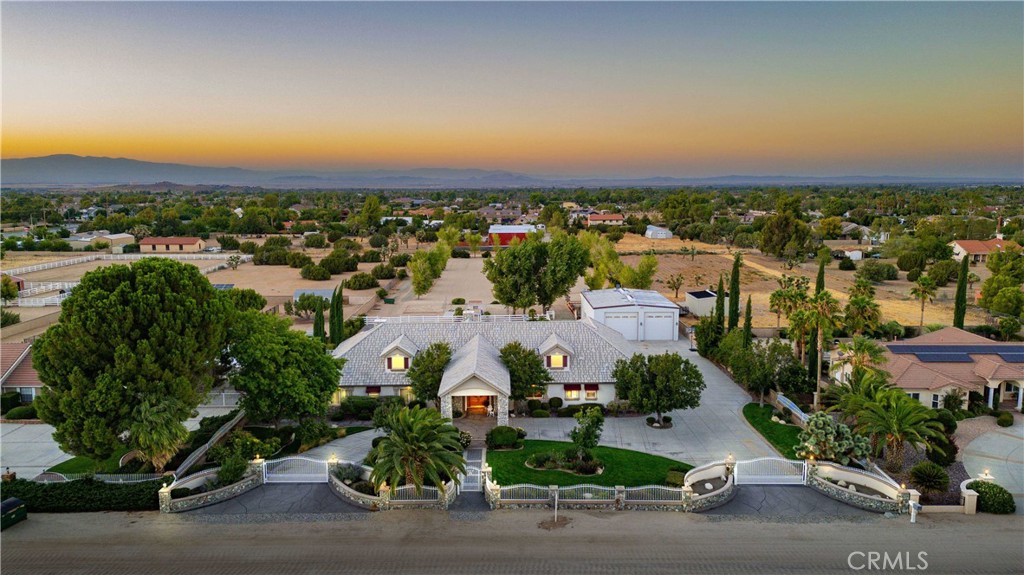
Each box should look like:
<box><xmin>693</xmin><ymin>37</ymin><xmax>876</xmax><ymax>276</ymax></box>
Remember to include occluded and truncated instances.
<box><xmin>644</xmin><ymin>225</ymin><xmax>673</xmax><ymax>239</ymax></box>
<box><xmin>581</xmin><ymin>288</ymin><xmax>679</xmax><ymax>341</ymax></box>
<box><xmin>685</xmin><ymin>289</ymin><xmax>728</xmax><ymax>318</ymax></box>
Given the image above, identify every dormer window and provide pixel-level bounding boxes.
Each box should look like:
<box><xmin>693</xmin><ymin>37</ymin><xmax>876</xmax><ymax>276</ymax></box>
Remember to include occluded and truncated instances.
<box><xmin>387</xmin><ymin>354</ymin><xmax>410</xmax><ymax>371</ymax></box>
<box><xmin>546</xmin><ymin>354</ymin><xmax>568</xmax><ymax>369</ymax></box>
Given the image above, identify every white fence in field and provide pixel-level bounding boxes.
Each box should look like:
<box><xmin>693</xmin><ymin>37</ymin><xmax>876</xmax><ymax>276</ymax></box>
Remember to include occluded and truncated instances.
<box><xmin>2</xmin><ymin>253</ymin><xmax>252</xmax><ymax>278</ymax></box>
<box><xmin>17</xmin><ymin>282</ymin><xmax>80</xmax><ymax>297</ymax></box>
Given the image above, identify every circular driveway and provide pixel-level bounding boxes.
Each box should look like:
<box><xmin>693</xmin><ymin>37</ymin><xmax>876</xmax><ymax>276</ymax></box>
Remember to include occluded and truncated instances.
<box><xmin>962</xmin><ymin>413</ymin><xmax>1024</xmax><ymax>515</ymax></box>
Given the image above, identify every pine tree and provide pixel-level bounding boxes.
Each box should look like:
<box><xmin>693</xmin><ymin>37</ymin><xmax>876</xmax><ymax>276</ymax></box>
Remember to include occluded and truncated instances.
<box><xmin>728</xmin><ymin>252</ymin><xmax>742</xmax><ymax>331</ymax></box>
<box><xmin>715</xmin><ymin>275</ymin><xmax>726</xmax><ymax>332</ymax></box>
<box><xmin>313</xmin><ymin>301</ymin><xmax>326</xmax><ymax>342</ymax></box>
<box><xmin>329</xmin><ymin>284</ymin><xmax>344</xmax><ymax>345</ymax></box>
<box><xmin>807</xmin><ymin>258</ymin><xmax>826</xmax><ymax>382</ymax></box>
<box><xmin>953</xmin><ymin>256</ymin><xmax>968</xmax><ymax>329</ymax></box>
<box><xmin>743</xmin><ymin>295</ymin><xmax>753</xmax><ymax>348</ymax></box>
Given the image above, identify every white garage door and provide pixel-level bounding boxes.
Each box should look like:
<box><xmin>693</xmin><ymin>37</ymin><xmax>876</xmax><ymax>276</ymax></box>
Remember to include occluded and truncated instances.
<box><xmin>604</xmin><ymin>312</ymin><xmax>639</xmax><ymax>340</ymax></box>
<box><xmin>643</xmin><ymin>312</ymin><xmax>676</xmax><ymax>341</ymax></box>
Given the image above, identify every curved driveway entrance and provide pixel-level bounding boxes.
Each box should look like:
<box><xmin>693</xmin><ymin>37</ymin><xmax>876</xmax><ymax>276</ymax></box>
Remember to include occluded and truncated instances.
<box><xmin>962</xmin><ymin>414</ymin><xmax>1024</xmax><ymax>515</ymax></box>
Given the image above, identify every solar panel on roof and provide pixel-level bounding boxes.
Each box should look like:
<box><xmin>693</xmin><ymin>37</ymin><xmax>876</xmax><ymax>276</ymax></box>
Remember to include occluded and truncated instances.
<box><xmin>996</xmin><ymin>353</ymin><xmax>1024</xmax><ymax>363</ymax></box>
<box><xmin>212</xmin><ymin>284</ymin><xmax>235</xmax><ymax>290</ymax></box>
<box><xmin>914</xmin><ymin>353</ymin><xmax>973</xmax><ymax>363</ymax></box>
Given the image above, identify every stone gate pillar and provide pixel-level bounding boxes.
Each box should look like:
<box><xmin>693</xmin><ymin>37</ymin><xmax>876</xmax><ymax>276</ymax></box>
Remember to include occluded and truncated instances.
<box><xmin>497</xmin><ymin>395</ymin><xmax>509</xmax><ymax>426</ymax></box>
<box><xmin>441</xmin><ymin>394</ymin><xmax>453</xmax><ymax>419</ymax></box>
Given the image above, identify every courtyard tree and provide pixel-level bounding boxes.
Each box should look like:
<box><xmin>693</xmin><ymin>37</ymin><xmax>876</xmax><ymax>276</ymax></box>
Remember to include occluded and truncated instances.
<box><xmin>370</xmin><ymin>406</ymin><xmax>466</xmax><ymax>497</ymax></box>
<box><xmin>499</xmin><ymin>342</ymin><xmax>553</xmax><ymax>402</ymax></box>
<box><xmin>569</xmin><ymin>406</ymin><xmax>604</xmax><ymax>461</ymax></box>
<box><xmin>617</xmin><ymin>254</ymin><xmax>658</xmax><ymax>290</ymax></box>
<box><xmin>856</xmin><ymin>392</ymin><xmax>945</xmax><ymax>472</ymax></box>
<box><xmin>484</xmin><ymin>233</ymin><xmax>588</xmax><ymax>313</ymax></box>
<box><xmin>409</xmin><ymin>252</ymin><xmax>435</xmax><ymax>299</ymax></box>
<box><xmin>229</xmin><ymin>311</ymin><xmax>341</xmax><ymax>426</ymax></box>
<box><xmin>612</xmin><ymin>352</ymin><xmax>705</xmax><ymax>425</ymax></box>
<box><xmin>406</xmin><ymin>342</ymin><xmax>453</xmax><ymax>406</ymax></box>
<box><xmin>33</xmin><ymin>258</ymin><xmax>231</xmax><ymax>461</ymax></box>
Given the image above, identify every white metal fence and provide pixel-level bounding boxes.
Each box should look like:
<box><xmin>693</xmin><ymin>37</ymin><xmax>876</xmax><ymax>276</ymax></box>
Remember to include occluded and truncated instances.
<box><xmin>368</xmin><ymin>311</ymin><xmax>554</xmax><ymax>325</ymax></box>
<box><xmin>623</xmin><ymin>485</ymin><xmax>683</xmax><ymax>503</ymax></box>
<box><xmin>17</xmin><ymin>282</ymin><xmax>79</xmax><ymax>297</ymax></box>
<box><xmin>499</xmin><ymin>483</ymin><xmax>550</xmax><ymax>502</ymax></box>
<box><xmin>38</xmin><ymin>472</ymin><xmax>166</xmax><ymax>484</ymax></box>
<box><xmin>558</xmin><ymin>484</ymin><xmax>617</xmax><ymax>501</ymax></box>
<box><xmin>203</xmin><ymin>391</ymin><xmax>242</xmax><ymax>407</ymax></box>
<box><xmin>2</xmin><ymin>253</ymin><xmax>252</xmax><ymax>277</ymax></box>
<box><xmin>734</xmin><ymin>457</ymin><xmax>807</xmax><ymax>485</ymax></box>
<box><xmin>775</xmin><ymin>393</ymin><xmax>809</xmax><ymax>422</ymax></box>
<box><xmin>459</xmin><ymin>466</ymin><xmax>482</xmax><ymax>493</ymax></box>
<box><xmin>391</xmin><ymin>484</ymin><xmax>440</xmax><ymax>501</ymax></box>
<box><xmin>8</xmin><ymin>293</ymin><xmax>71</xmax><ymax>307</ymax></box>
<box><xmin>174</xmin><ymin>409</ymin><xmax>245</xmax><ymax>477</ymax></box>
<box><xmin>263</xmin><ymin>456</ymin><xmax>329</xmax><ymax>483</ymax></box>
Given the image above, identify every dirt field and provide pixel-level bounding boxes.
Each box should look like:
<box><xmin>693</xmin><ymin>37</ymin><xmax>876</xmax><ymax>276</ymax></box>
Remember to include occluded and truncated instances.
<box><xmin>1</xmin><ymin>252</ymin><xmax>92</xmax><ymax>272</ymax></box>
<box><xmin>614</xmin><ymin>233</ymin><xmax>724</xmax><ymax>254</ymax></box>
<box><xmin>623</xmin><ymin>251</ymin><xmax>992</xmax><ymax>329</ymax></box>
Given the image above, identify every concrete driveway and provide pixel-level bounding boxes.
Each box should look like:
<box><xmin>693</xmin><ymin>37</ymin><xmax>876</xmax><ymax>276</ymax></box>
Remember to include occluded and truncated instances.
<box><xmin>962</xmin><ymin>413</ymin><xmax>1024</xmax><ymax>515</ymax></box>
<box><xmin>709</xmin><ymin>485</ymin><xmax>875</xmax><ymax>518</ymax></box>
<box><xmin>0</xmin><ymin>423</ymin><xmax>71</xmax><ymax>479</ymax></box>
<box><xmin>299</xmin><ymin>428</ymin><xmax>382</xmax><ymax>463</ymax></box>
<box><xmin>186</xmin><ymin>484</ymin><xmax>370</xmax><ymax>518</ymax></box>
<box><xmin>514</xmin><ymin>341</ymin><xmax>776</xmax><ymax>466</ymax></box>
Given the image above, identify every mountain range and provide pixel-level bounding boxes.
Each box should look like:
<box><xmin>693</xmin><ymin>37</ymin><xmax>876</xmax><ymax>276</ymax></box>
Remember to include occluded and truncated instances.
<box><xmin>2</xmin><ymin>155</ymin><xmax>1020</xmax><ymax>189</ymax></box>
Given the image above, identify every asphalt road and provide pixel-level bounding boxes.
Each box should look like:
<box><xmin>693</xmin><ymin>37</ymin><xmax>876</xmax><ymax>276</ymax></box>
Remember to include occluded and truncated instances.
<box><xmin>2</xmin><ymin>509</ymin><xmax>1021</xmax><ymax>575</ymax></box>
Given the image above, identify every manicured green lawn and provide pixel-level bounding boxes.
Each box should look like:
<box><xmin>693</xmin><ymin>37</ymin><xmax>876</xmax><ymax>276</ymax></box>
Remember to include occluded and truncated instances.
<box><xmin>486</xmin><ymin>440</ymin><xmax>691</xmax><ymax>487</ymax></box>
<box><xmin>49</xmin><ymin>446</ymin><xmax>131</xmax><ymax>474</ymax></box>
<box><xmin>742</xmin><ymin>403</ymin><xmax>802</xmax><ymax>460</ymax></box>
<box><xmin>343</xmin><ymin>426</ymin><xmax>372</xmax><ymax>436</ymax></box>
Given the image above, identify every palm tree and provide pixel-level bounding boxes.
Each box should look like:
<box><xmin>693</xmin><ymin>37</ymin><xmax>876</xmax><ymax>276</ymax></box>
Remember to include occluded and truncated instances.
<box><xmin>769</xmin><ymin>288</ymin><xmax>786</xmax><ymax>328</ymax></box>
<box><xmin>787</xmin><ymin>308</ymin><xmax>813</xmax><ymax>363</ymax></box>
<box><xmin>825</xmin><ymin>367</ymin><xmax>893</xmax><ymax>425</ymax></box>
<box><xmin>856</xmin><ymin>392</ymin><xmax>945</xmax><ymax>472</ymax></box>
<box><xmin>130</xmin><ymin>400</ymin><xmax>189</xmax><ymax>473</ymax></box>
<box><xmin>849</xmin><ymin>277</ymin><xmax>876</xmax><ymax>299</ymax></box>
<box><xmin>843</xmin><ymin>295</ymin><xmax>882</xmax><ymax>336</ymax></box>
<box><xmin>807</xmin><ymin>291</ymin><xmax>843</xmax><ymax>410</ymax></box>
<box><xmin>830</xmin><ymin>336</ymin><xmax>886</xmax><ymax>382</ymax></box>
<box><xmin>370</xmin><ymin>406</ymin><xmax>466</xmax><ymax>497</ymax></box>
<box><xmin>910</xmin><ymin>276</ymin><xmax>938</xmax><ymax>331</ymax></box>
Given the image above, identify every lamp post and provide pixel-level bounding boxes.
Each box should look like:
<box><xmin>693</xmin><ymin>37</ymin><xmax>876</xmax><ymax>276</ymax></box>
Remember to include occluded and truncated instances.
<box><xmin>979</xmin><ymin>469</ymin><xmax>994</xmax><ymax>482</ymax></box>
<box><xmin>725</xmin><ymin>453</ymin><xmax>736</xmax><ymax>477</ymax></box>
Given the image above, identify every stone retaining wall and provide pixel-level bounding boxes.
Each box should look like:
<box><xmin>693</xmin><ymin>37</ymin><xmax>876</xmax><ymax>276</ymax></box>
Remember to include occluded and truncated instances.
<box><xmin>327</xmin><ymin>473</ymin><xmax>382</xmax><ymax>511</ymax></box>
<box><xmin>160</xmin><ymin>472</ymin><xmax>263</xmax><ymax>513</ymax></box>
<box><xmin>807</xmin><ymin>474</ymin><xmax>900</xmax><ymax>513</ymax></box>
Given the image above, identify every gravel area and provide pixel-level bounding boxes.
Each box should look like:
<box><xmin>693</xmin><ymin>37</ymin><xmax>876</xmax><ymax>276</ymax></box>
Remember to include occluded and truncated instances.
<box><xmin>897</xmin><ymin>442</ymin><xmax>969</xmax><ymax>495</ymax></box>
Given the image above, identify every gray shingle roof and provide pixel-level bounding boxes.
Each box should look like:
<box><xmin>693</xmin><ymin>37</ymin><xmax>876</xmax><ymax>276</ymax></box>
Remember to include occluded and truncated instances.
<box><xmin>438</xmin><ymin>335</ymin><xmax>510</xmax><ymax>395</ymax></box>
<box><xmin>333</xmin><ymin>318</ymin><xmax>632</xmax><ymax>389</ymax></box>
<box><xmin>379</xmin><ymin>335</ymin><xmax>420</xmax><ymax>358</ymax></box>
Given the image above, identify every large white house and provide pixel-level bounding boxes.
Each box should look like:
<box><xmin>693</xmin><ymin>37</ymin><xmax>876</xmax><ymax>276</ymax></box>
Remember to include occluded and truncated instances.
<box><xmin>581</xmin><ymin>288</ymin><xmax>679</xmax><ymax>341</ymax></box>
<box><xmin>332</xmin><ymin>317</ymin><xmax>631</xmax><ymax>426</ymax></box>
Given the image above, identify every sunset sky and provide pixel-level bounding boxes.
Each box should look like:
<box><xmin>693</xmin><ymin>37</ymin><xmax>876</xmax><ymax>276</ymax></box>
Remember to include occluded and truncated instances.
<box><xmin>3</xmin><ymin>2</ymin><xmax>1022</xmax><ymax>178</ymax></box>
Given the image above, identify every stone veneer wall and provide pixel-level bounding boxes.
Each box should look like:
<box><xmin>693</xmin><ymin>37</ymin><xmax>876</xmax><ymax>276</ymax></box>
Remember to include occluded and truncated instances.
<box><xmin>161</xmin><ymin>472</ymin><xmax>262</xmax><ymax>513</ymax></box>
<box><xmin>807</xmin><ymin>474</ymin><xmax>900</xmax><ymax>514</ymax></box>
<box><xmin>327</xmin><ymin>473</ymin><xmax>383</xmax><ymax>511</ymax></box>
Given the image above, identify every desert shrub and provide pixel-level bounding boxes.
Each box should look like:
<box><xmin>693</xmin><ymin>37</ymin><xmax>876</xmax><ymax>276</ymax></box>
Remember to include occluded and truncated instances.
<box><xmin>910</xmin><ymin>461</ymin><xmax>949</xmax><ymax>493</ymax></box>
<box><xmin>906</xmin><ymin>268</ymin><xmax>922</xmax><ymax>282</ymax></box>
<box><xmin>344</xmin><ymin>273</ymin><xmax>379</xmax><ymax>290</ymax></box>
<box><xmin>239</xmin><ymin>241</ymin><xmax>257</xmax><ymax>254</ymax></box>
<box><xmin>390</xmin><ymin>253</ymin><xmax>412</xmax><ymax>267</ymax></box>
<box><xmin>996</xmin><ymin>412</ymin><xmax>1014</xmax><ymax>427</ymax></box>
<box><xmin>263</xmin><ymin>236</ymin><xmax>291</xmax><ymax>249</ymax></box>
<box><xmin>486</xmin><ymin>426</ymin><xmax>520</xmax><ymax>449</ymax></box>
<box><xmin>1</xmin><ymin>391</ymin><xmax>21</xmax><ymax>414</ymax></box>
<box><xmin>451</xmin><ymin>297</ymin><xmax>466</xmax><ymax>305</ymax></box>
<box><xmin>371</xmin><ymin>263</ymin><xmax>396</xmax><ymax>280</ymax></box>
<box><xmin>4</xmin><ymin>404</ymin><xmax>37</xmax><ymax>420</ymax></box>
<box><xmin>838</xmin><ymin>258</ymin><xmax>856</xmax><ymax>271</ymax></box>
<box><xmin>217</xmin><ymin>454</ymin><xmax>249</xmax><ymax>486</ymax></box>
<box><xmin>304</xmin><ymin>234</ymin><xmax>327</xmax><ymax>249</ymax></box>
<box><xmin>897</xmin><ymin>252</ymin><xmax>927</xmax><ymax>272</ymax></box>
<box><xmin>0</xmin><ymin>310</ymin><xmax>21</xmax><ymax>328</ymax></box>
<box><xmin>359</xmin><ymin>250</ymin><xmax>382</xmax><ymax>263</ymax></box>
<box><xmin>857</xmin><ymin>260</ymin><xmax>899</xmax><ymax>283</ymax></box>
<box><xmin>326</xmin><ymin>231</ymin><xmax>343</xmax><ymax>243</ymax></box>
<box><xmin>217</xmin><ymin>235</ymin><xmax>240</xmax><ymax>250</ymax></box>
<box><xmin>926</xmin><ymin>436</ymin><xmax>958</xmax><ymax>467</ymax></box>
<box><xmin>0</xmin><ymin>478</ymin><xmax>167</xmax><ymax>512</ymax></box>
<box><xmin>548</xmin><ymin>397</ymin><xmax>563</xmax><ymax>410</ymax></box>
<box><xmin>397</xmin><ymin>269</ymin><xmax>408</xmax><ymax>280</ymax></box>
<box><xmin>933</xmin><ymin>409</ymin><xmax>958</xmax><ymax>434</ymax></box>
<box><xmin>321</xmin><ymin>253</ymin><xmax>358</xmax><ymax>274</ymax></box>
<box><xmin>253</xmin><ymin>247</ymin><xmax>289</xmax><ymax>265</ymax></box>
<box><xmin>287</xmin><ymin>252</ymin><xmax>314</xmax><ymax>268</ymax></box>
<box><xmin>334</xmin><ymin>463</ymin><xmax>364</xmax><ymax>484</ymax></box>
<box><xmin>334</xmin><ymin>238</ymin><xmax>361</xmax><ymax>252</ymax></box>
<box><xmin>526</xmin><ymin>399</ymin><xmax>542</xmax><ymax>412</ymax></box>
<box><xmin>368</xmin><ymin>234</ymin><xmax>387</xmax><ymax>249</ymax></box>
<box><xmin>967</xmin><ymin>481</ymin><xmax>1016</xmax><ymax>514</ymax></box>
<box><xmin>665</xmin><ymin>470</ymin><xmax>686</xmax><ymax>487</ymax></box>
<box><xmin>451</xmin><ymin>249</ymin><xmax>470</xmax><ymax>258</ymax></box>
<box><xmin>928</xmin><ymin>260</ymin><xmax>960</xmax><ymax>287</ymax></box>
<box><xmin>300</xmin><ymin>264</ymin><xmax>331</xmax><ymax>280</ymax></box>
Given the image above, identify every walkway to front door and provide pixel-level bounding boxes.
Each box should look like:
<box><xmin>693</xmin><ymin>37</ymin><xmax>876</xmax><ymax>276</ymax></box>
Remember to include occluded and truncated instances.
<box><xmin>455</xmin><ymin>415</ymin><xmax>497</xmax><ymax>447</ymax></box>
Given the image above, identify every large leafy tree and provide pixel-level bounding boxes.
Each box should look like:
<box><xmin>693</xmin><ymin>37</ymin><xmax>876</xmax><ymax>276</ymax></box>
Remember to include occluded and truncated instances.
<box><xmin>569</xmin><ymin>406</ymin><xmax>604</xmax><ymax>461</ymax></box>
<box><xmin>225</xmin><ymin>288</ymin><xmax>267</xmax><ymax>312</ymax></box>
<box><xmin>370</xmin><ymin>406</ymin><xmax>466</xmax><ymax>496</ymax></box>
<box><xmin>613</xmin><ymin>352</ymin><xmax>705</xmax><ymax>424</ymax></box>
<box><xmin>406</xmin><ymin>342</ymin><xmax>452</xmax><ymax>406</ymax></box>
<box><xmin>34</xmin><ymin>258</ymin><xmax>231</xmax><ymax>461</ymax></box>
<box><xmin>499</xmin><ymin>342</ymin><xmax>552</xmax><ymax>401</ymax></box>
<box><xmin>484</xmin><ymin>233</ymin><xmax>588</xmax><ymax>313</ymax></box>
<box><xmin>735</xmin><ymin>338</ymin><xmax>807</xmax><ymax>406</ymax></box>
<box><xmin>229</xmin><ymin>311</ymin><xmax>341</xmax><ymax>426</ymax></box>
<box><xmin>538</xmin><ymin>233</ymin><xmax>590</xmax><ymax>311</ymax></box>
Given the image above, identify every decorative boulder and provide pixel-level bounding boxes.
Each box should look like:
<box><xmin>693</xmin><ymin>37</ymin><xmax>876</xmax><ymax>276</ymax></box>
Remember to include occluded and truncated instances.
<box><xmin>720</xmin><ymin>475</ymin><xmax>727</xmax><ymax>482</ymax></box>
<box><xmin>849</xmin><ymin>485</ymin><xmax>857</xmax><ymax>492</ymax></box>
<box><xmin>704</xmin><ymin>482</ymin><xmax>714</xmax><ymax>491</ymax></box>
<box><xmin>837</xmin><ymin>480</ymin><xmax>848</xmax><ymax>487</ymax></box>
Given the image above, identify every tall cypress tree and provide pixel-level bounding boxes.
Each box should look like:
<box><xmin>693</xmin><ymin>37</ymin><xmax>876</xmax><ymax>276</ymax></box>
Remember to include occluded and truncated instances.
<box><xmin>728</xmin><ymin>252</ymin><xmax>742</xmax><ymax>331</ymax></box>
<box><xmin>313</xmin><ymin>301</ymin><xmax>326</xmax><ymax>342</ymax></box>
<box><xmin>715</xmin><ymin>275</ymin><xmax>726</xmax><ymax>332</ymax></box>
<box><xmin>329</xmin><ymin>284</ymin><xmax>344</xmax><ymax>345</ymax></box>
<box><xmin>807</xmin><ymin>258</ymin><xmax>827</xmax><ymax>381</ymax></box>
<box><xmin>742</xmin><ymin>295</ymin><xmax>753</xmax><ymax>348</ymax></box>
<box><xmin>953</xmin><ymin>256</ymin><xmax>968</xmax><ymax>329</ymax></box>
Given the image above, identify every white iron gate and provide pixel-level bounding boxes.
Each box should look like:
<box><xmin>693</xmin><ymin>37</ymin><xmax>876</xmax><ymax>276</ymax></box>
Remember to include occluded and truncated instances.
<box><xmin>459</xmin><ymin>466</ymin><xmax>482</xmax><ymax>493</ymax></box>
<box><xmin>263</xmin><ymin>456</ymin><xmax>329</xmax><ymax>483</ymax></box>
<box><xmin>734</xmin><ymin>457</ymin><xmax>806</xmax><ymax>485</ymax></box>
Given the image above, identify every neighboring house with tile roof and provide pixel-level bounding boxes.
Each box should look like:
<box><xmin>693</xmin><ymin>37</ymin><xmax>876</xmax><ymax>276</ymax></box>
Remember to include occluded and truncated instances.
<box><xmin>830</xmin><ymin>327</ymin><xmax>1023</xmax><ymax>411</ymax></box>
<box><xmin>949</xmin><ymin>239</ymin><xmax>1018</xmax><ymax>264</ymax></box>
<box><xmin>332</xmin><ymin>317</ymin><xmax>631</xmax><ymax>425</ymax></box>
<box><xmin>1</xmin><ymin>343</ymin><xmax>44</xmax><ymax>403</ymax></box>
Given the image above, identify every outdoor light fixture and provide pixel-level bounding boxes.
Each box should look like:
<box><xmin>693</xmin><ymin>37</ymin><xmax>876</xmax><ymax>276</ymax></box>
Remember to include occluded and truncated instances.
<box><xmin>980</xmin><ymin>469</ymin><xmax>994</xmax><ymax>481</ymax></box>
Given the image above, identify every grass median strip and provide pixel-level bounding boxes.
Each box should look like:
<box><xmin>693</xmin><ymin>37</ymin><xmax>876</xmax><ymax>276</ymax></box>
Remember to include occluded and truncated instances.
<box><xmin>486</xmin><ymin>440</ymin><xmax>691</xmax><ymax>487</ymax></box>
<box><xmin>742</xmin><ymin>403</ymin><xmax>801</xmax><ymax>460</ymax></box>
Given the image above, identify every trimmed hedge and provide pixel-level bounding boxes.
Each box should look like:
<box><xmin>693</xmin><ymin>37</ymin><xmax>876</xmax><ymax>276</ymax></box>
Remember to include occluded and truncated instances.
<box><xmin>4</xmin><ymin>404</ymin><xmax>37</xmax><ymax>420</ymax></box>
<box><xmin>996</xmin><ymin>412</ymin><xmax>1014</xmax><ymax>427</ymax></box>
<box><xmin>548</xmin><ymin>397</ymin><xmax>563</xmax><ymax>410</ymax></box>
<box><xmin>1</xmin><ymin>391</ymin><xmax>21</xmax><ymax>415</ymax></box>
<box><xmin>967</xmin><ymin>481</ymin><xmax>1016</xmax><ymax>514</ymax></box>
<box><xmin>486</xmin><ymin>426</ymin><xmax>520</xmax><ymax>449</ymax></box>
<box><xmin>531</xmin><ymin>409</ymin><xmax>550</xmax><ymax>418</ymax></box>
<box><xmin>0</xmin><ymin>478</ymin><xmax>167</xmax><ymax>512</ymax></box>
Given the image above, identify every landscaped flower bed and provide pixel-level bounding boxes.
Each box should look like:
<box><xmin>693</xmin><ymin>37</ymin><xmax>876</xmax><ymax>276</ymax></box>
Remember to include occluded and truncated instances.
<box><xmin>487</xmin><ymin>440</ymin><xmax>691</xmax><ymax>487</ymax></box>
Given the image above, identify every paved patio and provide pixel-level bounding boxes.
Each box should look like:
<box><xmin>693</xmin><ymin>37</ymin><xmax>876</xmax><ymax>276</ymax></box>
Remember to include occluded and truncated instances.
<box><xmin>962</xmin><ymin>412</ymin><xmax>1024</xmax><ymax>515</ymax></box>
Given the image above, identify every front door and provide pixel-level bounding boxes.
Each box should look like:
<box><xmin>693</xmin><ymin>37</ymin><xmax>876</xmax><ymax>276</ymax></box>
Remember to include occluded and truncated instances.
<box><xmin>466</xmin><ymin>396</ymin><xmax>492</xmax><ymax>415</ymax></box>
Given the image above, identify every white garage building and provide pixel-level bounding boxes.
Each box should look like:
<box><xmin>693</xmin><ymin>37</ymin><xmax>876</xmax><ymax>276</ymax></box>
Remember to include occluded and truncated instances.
<box><xmin>581</xmin><ymin>288</ymin><xmax>680</xmax><ymax>341</ymax></box>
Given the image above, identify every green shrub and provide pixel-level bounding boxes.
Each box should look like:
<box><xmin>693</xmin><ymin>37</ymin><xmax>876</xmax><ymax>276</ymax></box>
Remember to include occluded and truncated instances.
<box><xmin>263</xmin><ymin>236</ymin><xmax>291</xmax><ymax>249</ymax></box>
<box><xmin>1</xmin><ymin>310</ymin><xmax>21</xmax><ymax>327</ymax></box>
<box><xmin>371</xmin><ymin>263</ymin><xmax>396</xmax><ymax>280</ymax></box>
<box><xmin>838</xmin><ymin>258</ymin><xmax>856</xmax><ymax>271</ymax></box>
<box><xmin>376</xmin><ymin>288</ymin><xmax>388</xmax><ymax>299</ymax></box>
<box><xmin>928</xmin><ymin>260</ymin><xmax>960</xmax><ymax>287</ymax></box>
<box><xmin>557</xmin><ymin>406</ymin><xmax>582</xmax><ymax>418</ymax></box>
<box><xmin>857</xmin><ymin>260</ymin><xmax>899</xmax><ymax>283</ymax></box>
<box><xmin>320</xmin><ymin>253</ymin><xmax>358</xmax><ymax>274</ymax></box>
<box><xmin>662</xmin><ymin>415</ymin><xmax>673</xmax><ymax>423</ymax></box>
<box><xmin>217</xmin><ymin>454</ymin><xmax>249</xmax><ymax>486</ymax></box>
<box><xmin>371</xmin><ymin>436</ymin><xmax>386</xmax><ymax>449</ymax></box>
<box><xmin>334</xmin><ymin>238</ymin><xmax>361</xmax><ymax>252</ymax></box>
<box><xmin>287</xmin><ymin>252</ymin><xmax>314</xmax><ymax>268</ymax></box>
<box><xmin>344</xmin><ymin>273</ymin><xmax>379</xmax><ymax>290</ymax></box>
<box><xmin>486</xmin><ymin>426</ymin><xmax>520</xmax><ymax>449</ymax></box>
<box><xmin>0</xmin><ymin>478</ymin><xmax>166</xmax><ymax>512</ymax></box>
<box><xmin>217</xmin><ymin>235</ymin><xmax>240</xmax><ymax>250</ymax></box>
<box><xmin>910</xmin><ymin>461</ymin><xmax>949</xmax><ymax>493</ymax></box>
<box><xmin>350</xmin><ymin>480</ymin><xmax>376</xmax><ymax>495</ymax></box>
<box><xmin>4</xmin><ymin>404</ymin><xmax>37</xmax><ymax>420</ymax></box>
<box><xmin>516</xmin><ymin>427</ymin><xmax>528</xmax><ymax>439</ymax></box>
<box><xmin>304</xmin><ymin>234</ymin><xmax>327</xmax><ymax>249</ymax></box>
<box><xmin>390</xmin><ymin>253</ymin><xmax>412</xmax><ymax>267</ymax></box>
<box><xmin>334</xmin><ymin>463</ymin><xmax>364</xmax><ymax>484</ymax></box>
<box><xmin>451</xmin><ymin>297</ymin><xmax>466</xmax><ymax>305</ymax></box>
<box><xmin>996</xmin><ymin>412</ymin><xmax>1014</xmax><ymax>427</ymax></box>
<box><xmin>253</xmin><ymin>247</ymin><xmax>289</xmax><ymax>265</ymax></box>
<box><xmin>933</xmin><ymin>409</ymin><xmax>958</xmax><ymax>434</ymax></box>
<box><xmin>397</xmin><ymin>269</ymin><xmax>408</xmax><ymax>280</ymax></box>
<box><xmin>300</xmin><ymin>264</ymin><xmax>331</xmax><ymax>280</ymax></box>
<box><xmin>926</xmin><ymin>435</ymin><xmax>958</xmax><ymax>467</ymax></box>
<box><xmin>574</xmin><ymin>460</ymin><xmax>601</xmax><ymax>475</ymax></box>
<box><xmin>1</xmin><ymin>391</ymin><xmax>21</xmax><ymax>415</ymax></box>
<box><xmin>967</xmin><ymin>481</ymin><xmax>1016</xmax><ymax>514</ymax></box>
<box><xmin>526</xmin><ymin>399</ymin><xmax>542</xmax><ymax>412</ymax></box>
<box><xmin>548</xmin><ymin>397</ymin><xmax>563</xmax><ymax>410</ymax></box>
<box><xmin>451</xmin><ymin>249</ymin><xmax>470</xmax><ymax>258</ymax></box>
<box><xmin>665</xmin><ymin>470</ymin><xmax>686</xmax><ymax>487</ymax></box>
<box><xmin>239</xmin><ymin>241</ymin><xmax>257</xmax><ymax>254</ymax></box>
<box><xmin>170</xmin><ymin>487</ymin><xmax>192</xmax><ymax>499</ymax></box>
<box><xmin>531</xmin><ymin>409</ymin><xmax>550</xmax><ymax>418</ymax></box>
<box><xmin>359</xmin><ymin>250</ymin><xmax>382</xmax><ymax>263</ymax></box>
<box><xmin>208</xmin><ymin>430</ymin><xmax>281</xmax><ymax>463</ymax></box>
<box><xmin>897</xmin><ymin>252</ymin><xmax>927</xmax><ymax>272</ymax></box>
<box><xmin>297</xmin><ymin>420</ymin><xmax>333</xmax><ymax>446</ymax></box>
<box><xmin>646</xmin><ymin>416</ymin><xmax>656</xmax><ymax>425</ymax></box>
<box><xmin>906</xmin><ymin>268</ymin><xmax>922</xmax><ymax>282</ymax></box>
